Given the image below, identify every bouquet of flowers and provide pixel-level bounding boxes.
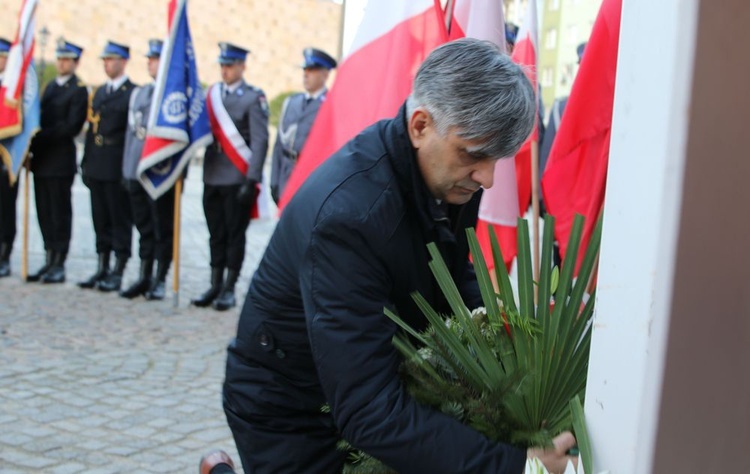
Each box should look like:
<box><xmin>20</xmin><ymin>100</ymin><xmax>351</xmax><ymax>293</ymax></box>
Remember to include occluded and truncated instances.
<box><xmin>341</xmin><ymin>215</ymin><xmax>601</xmax><ymax>474</ymax></box>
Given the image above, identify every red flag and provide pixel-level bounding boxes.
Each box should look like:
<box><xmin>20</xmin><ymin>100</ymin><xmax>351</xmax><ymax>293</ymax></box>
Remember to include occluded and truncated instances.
<box><xmin>0</xmin><ymin>0</ymin><xmax>37</xmax><ymax>140</ymax></box>
<box><xmin>541</xmin><ymin>0</ymin><xmax>622</xmax><ymax>272</ymax></box>
<box><xmin>278</xmin><ymin>0</ymin><xmax>448</xmax><ymax>211</ymax></box>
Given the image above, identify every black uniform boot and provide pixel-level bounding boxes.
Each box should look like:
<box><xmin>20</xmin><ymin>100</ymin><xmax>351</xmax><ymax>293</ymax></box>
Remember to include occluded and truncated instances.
<box><xmin>0</xmin><ymin>243</ymin><xmax>12</xmax><ymax>277</ymax></box>
<box><xmin>119</xmin><ymin>259</ymin><xmax>153</xmax><ymax>298</ymax></box>
<box><xmin>144</xmin><ymin>260</ymin><xmax>170</xmax><ymax>301</ymax></box>
<box><xmin>41</xmin><ymin>251</ymin><xmax>67</xmax><ymax>284</ymax></box>
<box><xmin>27</xmin><ymin>250</ymin><xmax>53</xmax><ymax>282</ymax></box>
<box><xmin>78</xmin><ymin>252</ymin><xmax>110</xmax><ymax>288</ymax></box>
<box><xmin>212</xmin><ymin>269</ymin><xmax>239</xmax><ymax>311</ymax></box>
<box><xmin>191</xmin><ymin>267</ymin><xmax>224</xmax><ymax>307</ymax></box>
<box><xmin>98</xmin><ymin>257</ymin><xmax>128</xmax><ymax>292</ymax></box>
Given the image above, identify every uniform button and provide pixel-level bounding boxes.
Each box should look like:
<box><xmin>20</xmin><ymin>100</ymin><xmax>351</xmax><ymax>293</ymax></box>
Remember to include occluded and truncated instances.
<box><xmin>259</xmin><ymin>334</ymin><xmax>270</xmax><ymax>347</ymax></box>
<box><xmin>275</xmin><ymin>349</ymin><xmax>286</xmax><ymax>359</ymax></box>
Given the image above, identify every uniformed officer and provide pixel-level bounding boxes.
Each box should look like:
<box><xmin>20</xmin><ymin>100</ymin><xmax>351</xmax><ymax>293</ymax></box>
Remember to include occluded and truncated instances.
<box><xmin>0</xmin><ymin>37</ymin><xmax>16</xmax><ymax>278</ymax></box>
<box><xmin>78</xmin><ymin>41</ymin><xmax>135</xmax><ymax>291</ymax></box>
<box><xmin>269</xmin><ymin>47</ymin><xmax>336</xmax><ymax>204</ymax></box>
<box><xmin>191</xmin><ymin>42</ymin><xmax>269</xmax><ymax>311</ymax></box>
<box><xmin>26</xmin><ymin>39</ymin><xmax>88</xmax><ymax>284</ymax></box>
<box><xmin>119</xmin><ymin>39</ymin><xmax>174</xmax><ymax>301</ymax></box>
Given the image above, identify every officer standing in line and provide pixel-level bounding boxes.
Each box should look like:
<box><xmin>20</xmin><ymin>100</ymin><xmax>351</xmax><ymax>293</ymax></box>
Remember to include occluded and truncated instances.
<box><xmin>0</xmin><ymin>37</ymin><xmax>17</xmax><ymax>278</ymax></box>
<box><xmin>269</xmin><ymin>48</ymin><xmax>336</xmax><ymax>204</ymax></box>
<box><xmin>191</xmin><ymin>42</ymin><xmax>269</xmax><ymax>311</ymax></box>
<box><xmin>78</xmin><ymin>41</ymin><xmax>135</xmax><ymax>292</ymax></box>
<box><xmin>119</xmin><ymin>39</ymin><xmax>174</xmax><ymax>301</ymax></box>
<box><xmin>26</xmin><ymin>39</ymin><xmax>89</xmax><ymax>284</ymax></box>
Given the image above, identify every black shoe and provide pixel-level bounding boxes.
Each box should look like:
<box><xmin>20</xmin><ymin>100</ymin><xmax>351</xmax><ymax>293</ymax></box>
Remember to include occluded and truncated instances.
<box><xmin>191</xmin><ymin>267</ymin><xmax>224</xmax><ymax>307</ymax></box>
<box><xmin>144</xmin><ymin>280</ymin><xmax>165</xmax><ymax>300</ymax></box>
<box><xmin>41</xmin><ymin>251</ymin><xmax>67</xmax><ymax>284</ymax></box>
<box><xmin>145</xmin><ymin>260</ymin><xmax>169</xmax><ymax>300</ymax></box>
<box><xmin>99</xmin><ymin>257</ymin><xmax>128</xmax><ymax>293</ymax></box>
<box><xmin>212</xmin><ymin>269</ymin><xmax>239</xmax><ymax>311</ymax></box>
<box><xmin>119</xmin><ymin>259</ymin><xmax>153</xmax><ymax>298</ymax></box>
<box><xmin>0</xmin><ymin>242</ymin><xmax>11</xmax><ymax>278</ymax></box>
<box><xmin>27</xmin><ymin>250</ymin><xmax>53</xmax><ymax>282</ymax></box>
<box><xmin>78</xmin><ymin>253</ymin><xmax>111</xmax><ymax>289</ymax></box>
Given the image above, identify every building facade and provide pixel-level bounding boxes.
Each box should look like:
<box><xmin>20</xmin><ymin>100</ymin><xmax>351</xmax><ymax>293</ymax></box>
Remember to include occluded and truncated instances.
<box><xmin>0</xmin><ymin>0</ymin><xmax>343</xmax><ymax>102</ymax></box>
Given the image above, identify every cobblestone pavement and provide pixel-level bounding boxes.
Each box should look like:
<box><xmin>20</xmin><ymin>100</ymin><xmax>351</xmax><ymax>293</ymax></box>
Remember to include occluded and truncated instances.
<box><xmin>0</xmin><ymin>164</ymin><xmax>278</xmax><ymax>473</ymax></box>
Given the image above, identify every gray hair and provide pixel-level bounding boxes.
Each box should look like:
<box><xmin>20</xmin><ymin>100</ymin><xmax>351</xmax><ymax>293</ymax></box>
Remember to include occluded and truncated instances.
<box><xmin>406</xmin><ymin>38</ymin><xmax>536</xmax><ymax>159</ymax></box>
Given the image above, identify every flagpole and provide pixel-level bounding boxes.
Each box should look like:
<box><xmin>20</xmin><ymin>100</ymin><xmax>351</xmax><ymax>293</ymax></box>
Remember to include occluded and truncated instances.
<box><xmin>21</xmin><ymin>163</ymin><xmax>29</xmax><ymax>280</ymax></box>
<box><xmin>530</xmin><ymin>139</ymin><xmax>540</xmax><ymax>302</ymax></box>
<box><xmin>444</xmin><ymin>0</ymin><xmax>456</xmax><ymax>33</ymax></box>
<box><xmin>172</xmin><ymin>177</ymin><xmax>182</xmax><ymax>308</ymax></box>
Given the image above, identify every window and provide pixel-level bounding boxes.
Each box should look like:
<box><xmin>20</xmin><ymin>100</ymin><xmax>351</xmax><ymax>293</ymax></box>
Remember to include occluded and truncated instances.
<box><xmin>545</xmin><ymin>28</ymin><xmax>557</xmax><ymax>49</ymax></box>
<box><xmin>550</xmin><ymin>0</ymin><xmax>560</xmax><ymax>10</ymax></box>
<box><xmin>541</xmin><ymin>67</ymin><xmax>554</xmax><ymax>87</ymax></box>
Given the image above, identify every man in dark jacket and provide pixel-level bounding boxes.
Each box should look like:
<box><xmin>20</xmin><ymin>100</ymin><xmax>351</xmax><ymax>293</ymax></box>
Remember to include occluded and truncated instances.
<box><xmin>27</xmin><ymin>39</ymin><xmax>88</xmax><ymax>284</ymax></box>
<box><xmin>223</xmin><ymin>39</ymin><xmax>575</xmax><ymax>473</ymax></box>
<box><xmin>78</xmin><ymin>41</ymin><xmax>136</xmax><ymax>291</ymax></box>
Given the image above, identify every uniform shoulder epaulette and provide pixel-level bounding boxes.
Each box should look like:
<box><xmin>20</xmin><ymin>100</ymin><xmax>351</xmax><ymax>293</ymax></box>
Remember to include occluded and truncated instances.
<box><xmin>77</xmin><ymin>80</ymin><xmax>85</xmax><ymax>87</ymax></box>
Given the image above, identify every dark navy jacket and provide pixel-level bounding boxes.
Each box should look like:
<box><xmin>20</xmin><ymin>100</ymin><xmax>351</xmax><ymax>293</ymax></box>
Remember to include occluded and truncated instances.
<box><xmin>226</xmin><ymin>104</ymin><xmax>526</xmax><ymax>473</ymax></box>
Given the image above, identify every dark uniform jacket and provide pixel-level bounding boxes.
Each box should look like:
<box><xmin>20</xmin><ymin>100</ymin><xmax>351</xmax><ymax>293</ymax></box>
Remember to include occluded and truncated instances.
<box><xmin>269</xmin><ymin>90</ymin><xmax>325</xmax><ymax>199</ymax></box>
<box><xmin>204</xmin><ymin>80</ymin><xmax>269</xmax><ymax>186</ymax></box>
<box><xmin>226</xmin><ymin>104</ymin><xmax>526</xmax><ymax>473</ymax></box>
<box><xmin>29</xmin><ymin>75</ymin><xmax>88</xmax><ymax>177</ymax></box>
<box><xmin>81</xmin><ymin>79</ymin><xmax>135</xmax><ymax>181</ymax></box>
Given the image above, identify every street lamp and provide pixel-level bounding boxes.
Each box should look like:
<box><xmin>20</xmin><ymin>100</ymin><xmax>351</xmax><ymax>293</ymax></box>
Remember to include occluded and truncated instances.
<box><xmin>38</xmin><ymin>25</ymin><xmax>50</xmax><ymax>83</ymax></box>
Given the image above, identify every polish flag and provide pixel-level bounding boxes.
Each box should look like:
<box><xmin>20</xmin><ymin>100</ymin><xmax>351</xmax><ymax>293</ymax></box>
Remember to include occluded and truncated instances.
<box><xmin>0</xmin><ymin>0</ymin><xmax>37</xmax><ymax>140</ymax></box>
<box><xmin>450</xmin><ymin>0</ymin><xmax>531</xmax><ymax>270</ymax></box>
<box><xmin>278</xmin><ymin>0</ymin><xmax>448</xmax><ymax>211</ymax></box>
<box><xmin>541</xmin><ymin>0</ymin><xmax>622</xmax><ymax>273</ymax></box>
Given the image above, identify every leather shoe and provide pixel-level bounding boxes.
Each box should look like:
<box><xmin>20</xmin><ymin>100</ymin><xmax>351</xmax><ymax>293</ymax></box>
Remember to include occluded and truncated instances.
<box><xmin>199</xmin><ymin>449</ymin><xmax>235</xmax><ymax>474</ymax></box>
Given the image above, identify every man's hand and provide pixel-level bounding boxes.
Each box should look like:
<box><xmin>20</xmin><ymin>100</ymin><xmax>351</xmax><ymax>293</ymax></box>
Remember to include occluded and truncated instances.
<box><xmin>527</xmin><ymin>431</ymin><xmax>578</xmax><ymax>474</ymax></box>
<box><xmin>237</xmin><ymin>179</ymin><xmax>258</xmax><ymax>206</ymax></box>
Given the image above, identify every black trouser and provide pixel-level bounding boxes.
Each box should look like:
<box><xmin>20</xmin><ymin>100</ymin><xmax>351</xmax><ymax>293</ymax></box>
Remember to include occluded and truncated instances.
<box><xmin>34</xmin><ymin>175</ymin><xmax>74</xmax><ymax>253</ymax></box>
<box><xmin>88</xmin><ymin>178</ymin><xmax>132</xmax><ymax>257</ymax></box>
<box><xmin>125</xmin><ymin>180</ymin><xmax>175</xmax><ymax>264</ymax></box>
<box><xmin>203</xmin><ymin>184</ymin><xmax>251</xmax><ymax>271</ymax></box>
<box><xmin>0</xmin><ymin>170</ymin><xmax>19</xmax><ymax>247</ymax></box>
<box><xmin>223</xmin><ymin>344</ymin><xmax>346</xmax><ymax>473</ymax></box>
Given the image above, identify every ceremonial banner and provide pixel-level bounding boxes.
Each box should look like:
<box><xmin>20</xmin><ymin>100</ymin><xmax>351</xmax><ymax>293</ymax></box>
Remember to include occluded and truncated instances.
<box><xmin>138</xmin><ymin>0</ymin><xmax>212</xmax><ymax>199</ymax></box>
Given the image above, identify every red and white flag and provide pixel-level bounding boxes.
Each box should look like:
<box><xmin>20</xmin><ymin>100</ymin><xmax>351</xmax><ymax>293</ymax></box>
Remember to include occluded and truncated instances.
<box><xmin>541</xmin><ymin>0</ymin><xmax>622</xmax><ymax>273</ymax></box>
<box><xmin>476</xmin><ymin>0</ymin><xmax>540</xmax><ymax>270</ymax></box>
<box><xmin>0</xmin><ymin>0</ymin><xmax>37</xmax><ymax>140</ymax></box>
<box><xmin>450</xmin><ymin>0</ymin><xmax>532</xmax><ymax>270</ymax></box>
<box><xmin>278</xmin><ymin>0</ymin><xmax>448</xmax><ymax>211</ymax></box>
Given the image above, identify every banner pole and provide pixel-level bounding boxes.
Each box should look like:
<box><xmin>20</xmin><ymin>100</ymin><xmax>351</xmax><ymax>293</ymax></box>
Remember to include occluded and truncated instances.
<box><xmin>172</xmin><ymin>177</ymin><xmax>182</xmax><ymax>308</ymax></box>
<box><xmin>21</xmin><ymin>164</ymin><xmax>29</xmax><ymax>280</ymax></box>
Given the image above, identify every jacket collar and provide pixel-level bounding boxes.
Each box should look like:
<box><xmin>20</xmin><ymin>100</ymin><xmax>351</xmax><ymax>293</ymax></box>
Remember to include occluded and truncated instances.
<box><xmin>385</xmin><ymin>103</ymin><xmax>454</xmax><ymax>240</ymax></box>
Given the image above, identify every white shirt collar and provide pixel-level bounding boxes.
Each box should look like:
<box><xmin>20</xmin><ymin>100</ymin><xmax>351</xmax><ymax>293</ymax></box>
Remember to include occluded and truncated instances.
<box><xmin>223</xmin><ymin>80</ymin><xmax>243</xmax><ymax>95</ymax></box>
<box><xmin>56</xmin><ymin>75</ymin><xmax>73</xmax><ymax>86</ymax></box>
<box><xmin>305</xmin><ymin>87</ymin><xmax>326</xmax><ymax>101</ymax></box>
<box><xmin>107</xmin><ymin>75</ymin><xmax>128</xmax><ymax>92</ymax></box>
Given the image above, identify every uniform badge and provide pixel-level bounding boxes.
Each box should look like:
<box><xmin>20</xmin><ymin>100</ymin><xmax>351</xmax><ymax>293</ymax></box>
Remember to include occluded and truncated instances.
<box><xmin>237</xmin><ymin>88</ymin><xmax>244</xmax><ymax>97</ymax></box>
<box><xmin>259</xmin><ymin>95</ymin><xmax>269</xmax><ymax>117</ymax></box>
